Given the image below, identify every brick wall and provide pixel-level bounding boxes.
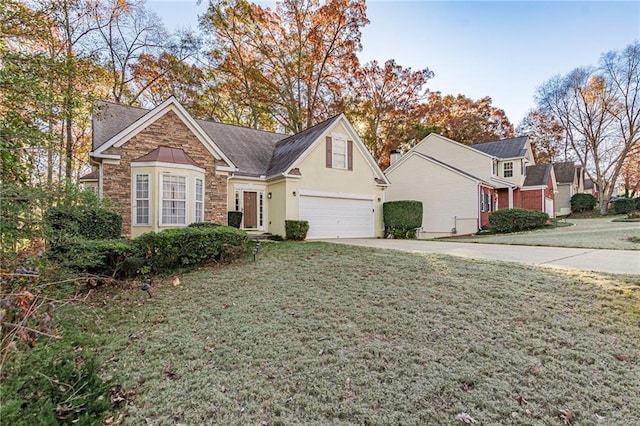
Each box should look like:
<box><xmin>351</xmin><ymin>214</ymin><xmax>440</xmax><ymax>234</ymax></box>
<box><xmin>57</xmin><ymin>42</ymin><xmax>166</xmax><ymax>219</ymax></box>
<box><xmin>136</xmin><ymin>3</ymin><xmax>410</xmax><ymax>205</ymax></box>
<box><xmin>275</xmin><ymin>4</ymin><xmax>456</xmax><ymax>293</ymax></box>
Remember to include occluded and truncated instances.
<box><xmin>101</xmin><ymin>110</ymin><xmax>228</xmax><ymax>236</ymax></box>
<box><xmin>520</xmin><ymin>189</ymin><xmax>543</xmax><ymax>211</ymax></box>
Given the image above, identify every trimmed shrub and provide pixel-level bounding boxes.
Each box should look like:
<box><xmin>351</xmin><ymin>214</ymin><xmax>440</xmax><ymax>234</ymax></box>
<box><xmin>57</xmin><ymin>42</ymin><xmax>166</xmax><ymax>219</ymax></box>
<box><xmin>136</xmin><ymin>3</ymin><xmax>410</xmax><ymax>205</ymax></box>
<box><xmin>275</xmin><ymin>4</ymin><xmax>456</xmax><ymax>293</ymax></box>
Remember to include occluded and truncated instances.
<box><xmin>131</xmin><ymin>225</ymin><xmax>248</xmax><ymax>274</ymax></box>
<box><xmin>187</xmin><ymin>222</ymin><xmax>222</xmax><ymax>229</ymax></box>
<box><xmin>47</xmin><ymin>239</ymin><xmax>132</xmax><ymax>276</ymax></box>
<box><xmin>611</xmin><ymin>197</ymin><xmax>636</xmax><ymax>214</ymax></box>
<box><xmin>635</xmin><ymin>197</ymin><xmax>640</xmax><ymax>210</ymax></box>
<box><xmin>570</xmin><ymin>193</ymin><xmax>597</xmax><ymax>213</ymax></box>
<box><xmin>383</xmin><ymin>200</ymin><xmax>423</xmax><ymax>239</ymax></box>
<box><xmin>44</xmin><ymin>205</ymin><xmax>122</xmax><ymax>242</ymax></box>
<box><xmin>228</xmin><ymin>211</ymin><xmax>243</xmax><ymax>228</ymax></box>
<box><xmin>285</xmin><ymin>220</ymin><xmax>309</xmax><ymax>241</ymax></box>
<box><xmin>489</xmin><ymin>208</ymin><xmax>549</xmax><ymax>233</ymax></box>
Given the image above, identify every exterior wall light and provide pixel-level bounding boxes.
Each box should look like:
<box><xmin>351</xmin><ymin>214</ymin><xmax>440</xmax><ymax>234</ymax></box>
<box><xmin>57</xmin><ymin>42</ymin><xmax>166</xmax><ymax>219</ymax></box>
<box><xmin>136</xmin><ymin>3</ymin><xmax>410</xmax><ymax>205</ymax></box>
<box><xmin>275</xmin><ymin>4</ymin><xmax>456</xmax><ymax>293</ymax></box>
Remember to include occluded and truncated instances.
<box><xmin>292</xmin><ymin>191</ymin><xmax>297</xmax><ymax>196</ymax></box>
<box><xmin>267</xmin><ymin>192</ymin><xmax>272</xmax><ymax>199</ymax></box>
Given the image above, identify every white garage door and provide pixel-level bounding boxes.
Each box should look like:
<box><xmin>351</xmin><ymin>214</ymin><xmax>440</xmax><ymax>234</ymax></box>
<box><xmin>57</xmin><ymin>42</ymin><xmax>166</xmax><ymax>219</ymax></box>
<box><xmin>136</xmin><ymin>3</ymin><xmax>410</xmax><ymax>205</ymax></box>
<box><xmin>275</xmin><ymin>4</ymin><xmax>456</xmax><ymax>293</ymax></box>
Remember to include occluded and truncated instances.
<box><xmin>299</xmin><ymin>194</ymin><xmax>374</xmax><ymax>239</ymax></box>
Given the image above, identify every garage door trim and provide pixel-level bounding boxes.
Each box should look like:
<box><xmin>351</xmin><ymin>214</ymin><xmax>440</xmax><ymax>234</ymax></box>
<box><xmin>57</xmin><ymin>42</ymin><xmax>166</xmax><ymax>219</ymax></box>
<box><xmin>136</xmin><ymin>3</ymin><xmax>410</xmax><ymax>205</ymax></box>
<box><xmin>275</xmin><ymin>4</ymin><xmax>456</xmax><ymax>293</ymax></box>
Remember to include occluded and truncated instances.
<box><xmin>298</xmin><ymin>189</ymin><xmax>374</xmax><ymax>201</ymax></box>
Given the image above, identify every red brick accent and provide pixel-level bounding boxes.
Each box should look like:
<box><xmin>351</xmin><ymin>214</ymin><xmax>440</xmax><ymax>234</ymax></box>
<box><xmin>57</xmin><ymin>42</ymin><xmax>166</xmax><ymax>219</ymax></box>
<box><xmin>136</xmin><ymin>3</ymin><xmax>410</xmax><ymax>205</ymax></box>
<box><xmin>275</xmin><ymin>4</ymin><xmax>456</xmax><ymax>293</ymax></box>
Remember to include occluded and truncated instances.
<box><xmin>101</xmin><ymin>110</ymin><xmax>228</xmax><ymax>236</ymax></box>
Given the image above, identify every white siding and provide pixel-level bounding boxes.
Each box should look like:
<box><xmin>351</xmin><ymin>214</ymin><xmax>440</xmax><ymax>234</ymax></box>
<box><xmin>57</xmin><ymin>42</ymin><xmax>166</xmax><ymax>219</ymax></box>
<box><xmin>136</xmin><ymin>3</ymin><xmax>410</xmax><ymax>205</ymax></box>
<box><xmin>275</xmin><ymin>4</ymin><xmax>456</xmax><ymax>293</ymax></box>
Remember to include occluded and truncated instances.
<box><xmin>413</xmin><ymin>134</ymin><xmax>492</xmax><ymax>182</ymax></box>
<box><xmin>385</xmin><ymin>154</ymin><xmax>479</xmax><ymax>236</ymax></box>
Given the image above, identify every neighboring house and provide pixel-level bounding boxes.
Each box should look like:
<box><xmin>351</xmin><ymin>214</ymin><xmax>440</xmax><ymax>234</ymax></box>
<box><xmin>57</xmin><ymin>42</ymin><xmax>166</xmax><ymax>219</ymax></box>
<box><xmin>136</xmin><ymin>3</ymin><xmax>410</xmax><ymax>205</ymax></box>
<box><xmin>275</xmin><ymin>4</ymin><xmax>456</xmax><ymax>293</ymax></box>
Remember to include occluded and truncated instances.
<box><xmin>384</xmin><ymin>133</ymin><xmax>556</xmax><ymax>237</ymax></box>
<box><xmin>80</xmin><ymin>97</ymin><xmax>389</xmax><ymax>239</ymax></box>
<box><xmin>553</xmin><ymin>161</ymin><xmax>579</xmax><ymax>216</ymax></box>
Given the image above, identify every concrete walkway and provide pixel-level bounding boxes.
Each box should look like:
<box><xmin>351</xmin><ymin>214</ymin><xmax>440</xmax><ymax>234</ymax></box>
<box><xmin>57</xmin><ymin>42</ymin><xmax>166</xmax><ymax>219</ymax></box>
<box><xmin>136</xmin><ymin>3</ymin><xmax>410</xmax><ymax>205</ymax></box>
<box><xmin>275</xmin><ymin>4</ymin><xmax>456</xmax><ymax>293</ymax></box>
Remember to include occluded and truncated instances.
<box><xmin>320</xmin><ymin>239</ymin><xmax>640</xmax><ymax>275</ymax></box>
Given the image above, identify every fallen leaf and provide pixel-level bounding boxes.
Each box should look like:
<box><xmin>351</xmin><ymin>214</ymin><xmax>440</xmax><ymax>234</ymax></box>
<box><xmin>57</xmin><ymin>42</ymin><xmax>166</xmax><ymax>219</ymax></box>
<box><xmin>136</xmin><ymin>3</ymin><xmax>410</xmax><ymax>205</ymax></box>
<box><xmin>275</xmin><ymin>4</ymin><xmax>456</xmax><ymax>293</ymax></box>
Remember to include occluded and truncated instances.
<box><xmin>172</xmin><ymin>277</ymin><xmax>180</xmax><ymax>287</ymax></box>
<box><xmin>559</xmin><ymin>409</ymin><xmax>576</xmax><ymax>425</ymax></box>
<box><xmin>613</xmin><ymin>353</ymin><xmax>630</xmax><ymax>361</ymax></box>
<box><xmin>104</xmin><ymin>416</ymin><xmax>114</xmax><ymax>425</ymax></box>
<box><xmin>455</xmin><ymin>412</ymin><xmax>477</xmax><ymax>424</ymax></box>
<box><xmin>516</xmin><ymin>395</ymin><xmax>528</xmax><ymax>406</ymax></box>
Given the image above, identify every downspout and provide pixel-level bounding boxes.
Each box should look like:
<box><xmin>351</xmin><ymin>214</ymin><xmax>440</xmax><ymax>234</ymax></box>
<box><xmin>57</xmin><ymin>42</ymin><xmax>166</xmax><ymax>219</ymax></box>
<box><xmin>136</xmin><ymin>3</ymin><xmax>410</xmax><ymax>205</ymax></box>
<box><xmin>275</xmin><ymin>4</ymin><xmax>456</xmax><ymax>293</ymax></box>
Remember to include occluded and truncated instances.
<box><xmin>508</xmin><ymin>186</ymin><xmax>514</xmax><ymax>209</ymax></box>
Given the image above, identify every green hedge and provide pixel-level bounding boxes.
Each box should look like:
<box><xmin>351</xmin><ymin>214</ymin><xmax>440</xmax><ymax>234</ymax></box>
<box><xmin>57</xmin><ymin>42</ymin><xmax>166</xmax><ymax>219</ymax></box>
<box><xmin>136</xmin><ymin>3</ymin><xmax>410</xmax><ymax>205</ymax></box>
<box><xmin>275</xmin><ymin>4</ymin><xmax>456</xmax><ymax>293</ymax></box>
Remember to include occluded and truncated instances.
<box><xmin>489</xmin><ymin>208</ymin><xmax>549</xmax><ymax>233</ymax></box>
<box><xmin>570</xmin><ymin>193</ymin><xmax>597</xmax><ymax>213</ymax></box>
<box><xmin>131</xmin><ymin>226</ymin><xmax>248</xmax><ymax>274</ymax></box>
<box><xmin>228</xmin><ymin>211</ymin><xmax>243</xmax><ymax>228</ymax></box>
<box><xmin>47</xmin><ymin>239</ymin><xmax>132</xmax><ymax>277</ymax></box>
<box><xmin>48</xmin><ymin>225</ymin><xmax>248</xmax><ymax>277</ymax></box>
<box><xmin>44</xmin><ymin>205</ymin><xmax>122</xmax><ymax>241</ymax></box>
<box><xmin>383</xmin><ymin>200</ymin><xmax>423</xmax><ymax>239</ymax></box>
<box><xmin>611</xmin><ymin>198</ymin><xmax>637</xmax><ymax>214</ymax></box>
<box><xmin>285</xmin><ymin>220</ymin><xmax>309</xmax><ymax>241</ymax></box>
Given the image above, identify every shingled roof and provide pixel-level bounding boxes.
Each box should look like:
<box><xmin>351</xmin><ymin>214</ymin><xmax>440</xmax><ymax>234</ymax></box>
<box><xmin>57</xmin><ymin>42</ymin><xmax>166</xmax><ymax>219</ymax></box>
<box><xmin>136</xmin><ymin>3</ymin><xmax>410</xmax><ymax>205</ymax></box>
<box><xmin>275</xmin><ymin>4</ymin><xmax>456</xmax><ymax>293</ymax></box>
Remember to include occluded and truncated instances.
<box><xmin>266</xmin><ymin>115</ymin><xmax>341</xmax><ymax>177</ymax></box>
<box><xmin>523</xmin><ymin>163</ymin><xmax>553</xmax><ymax>186</ymax></box>
<box><xmin>553</xmin><ymin>161</ymin><xmax>577</xmax><ymax>184</ymax></box>
<box><xmin>194</xmin><ymin>119</ymin><xmax>287</xmax><ymax>177</ymax></box>
<box><xmin>468</xmin><ymin>136</ymin><xmax>528</xmax><ymax>159</ymax></box>
<box><xmin>94</xmin><ymin>101</ymin><xmax>347</xmax><ymax>178</ymax></box>
<box><xmin>92</xmin><ymin>101</ymin><xmax>148</xmax><ymax>150</ymax></box>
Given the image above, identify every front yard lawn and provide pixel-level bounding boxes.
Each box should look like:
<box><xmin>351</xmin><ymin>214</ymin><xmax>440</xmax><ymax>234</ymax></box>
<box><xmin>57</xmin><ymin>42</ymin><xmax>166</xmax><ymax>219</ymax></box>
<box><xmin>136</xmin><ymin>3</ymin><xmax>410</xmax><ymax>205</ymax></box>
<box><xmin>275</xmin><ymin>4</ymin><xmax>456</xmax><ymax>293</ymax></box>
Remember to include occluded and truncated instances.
<box><xmin>4</xmin><ymin>242</ymin><xmax>640</xmax><ymax>424</ymax></box>
<box><xmin>446</xmin><ymin>217</ymin><xmax>640</xmax><ymax>250</ymax></box>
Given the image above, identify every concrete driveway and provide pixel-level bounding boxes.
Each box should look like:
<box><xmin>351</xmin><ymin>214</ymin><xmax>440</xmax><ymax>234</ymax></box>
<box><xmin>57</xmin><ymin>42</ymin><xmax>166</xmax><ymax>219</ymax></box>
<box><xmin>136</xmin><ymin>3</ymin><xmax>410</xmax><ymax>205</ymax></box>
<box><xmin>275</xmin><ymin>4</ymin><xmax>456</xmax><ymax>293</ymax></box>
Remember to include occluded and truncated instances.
<box><xmin>321</xmin><ymin>238</ymin><xmax>640</xmax><ymax>275</ymax></box>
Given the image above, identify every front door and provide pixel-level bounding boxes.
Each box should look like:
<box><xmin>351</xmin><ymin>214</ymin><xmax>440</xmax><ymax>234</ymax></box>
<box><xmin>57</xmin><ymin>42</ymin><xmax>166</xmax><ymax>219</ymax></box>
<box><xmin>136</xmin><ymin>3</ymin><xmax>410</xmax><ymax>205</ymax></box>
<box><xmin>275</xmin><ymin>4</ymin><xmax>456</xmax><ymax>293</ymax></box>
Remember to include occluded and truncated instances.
<box><xmin>243</xmin><ymin>191</ymin><xmax>258</xmax><ymax>228</ymax></box>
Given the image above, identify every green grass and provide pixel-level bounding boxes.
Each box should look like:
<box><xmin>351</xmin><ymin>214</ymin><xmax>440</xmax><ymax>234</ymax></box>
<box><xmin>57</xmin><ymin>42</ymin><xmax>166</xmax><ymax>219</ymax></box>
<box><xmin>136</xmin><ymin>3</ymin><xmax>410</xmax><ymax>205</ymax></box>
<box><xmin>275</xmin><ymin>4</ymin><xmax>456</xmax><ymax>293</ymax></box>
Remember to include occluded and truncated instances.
<box><xmin>4</xmin><ymin>242</ymin><xmax>640</xmax><ymax>424</ymax></box>
<box><xmin>446</xmin><ymin>217</ymin><xmax>640</xmax><ymax>250</ymax></box>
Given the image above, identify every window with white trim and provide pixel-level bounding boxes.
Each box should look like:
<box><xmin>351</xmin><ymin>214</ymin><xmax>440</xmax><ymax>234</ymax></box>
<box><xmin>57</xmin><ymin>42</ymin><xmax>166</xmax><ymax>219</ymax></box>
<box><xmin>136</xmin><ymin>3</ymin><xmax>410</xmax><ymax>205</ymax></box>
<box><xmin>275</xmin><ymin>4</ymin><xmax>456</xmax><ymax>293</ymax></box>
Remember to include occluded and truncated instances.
<box><xmin>134</xmin><ymin>174</ymin><xmax>150</xmax><ymax>225</ymax></box>
<box><xmin>195</xmin><ymin>178</ymin><xmax>204</xmax><ymax>223</ymax></box>
<box><xmin>332</xmin><ymin>138</ymin><xmax>347</xmax><ymax>169</ymax></box>
<box><xmin>503</xmin><ymin>162</ymin><xmax>513</xmax><ymax>178</ymax></box>
<box><xmin>161</xmin><ymin>175</ymin><xmax>186</xmax><ymax>225</ymax></box>
<box><xmin>492</xmin><ymin>160</ymin><xmax>498</xmax><ymax>175</ymax></box>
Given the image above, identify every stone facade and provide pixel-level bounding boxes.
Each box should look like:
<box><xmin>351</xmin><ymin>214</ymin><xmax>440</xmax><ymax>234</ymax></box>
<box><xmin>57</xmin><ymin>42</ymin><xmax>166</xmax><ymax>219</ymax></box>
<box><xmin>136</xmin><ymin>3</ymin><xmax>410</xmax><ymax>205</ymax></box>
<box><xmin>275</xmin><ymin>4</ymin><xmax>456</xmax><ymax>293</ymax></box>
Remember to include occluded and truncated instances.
<box><xmin>101</xmin><ymin>110</ymin><xmax>228</xmax><ymax>236</ymax></box>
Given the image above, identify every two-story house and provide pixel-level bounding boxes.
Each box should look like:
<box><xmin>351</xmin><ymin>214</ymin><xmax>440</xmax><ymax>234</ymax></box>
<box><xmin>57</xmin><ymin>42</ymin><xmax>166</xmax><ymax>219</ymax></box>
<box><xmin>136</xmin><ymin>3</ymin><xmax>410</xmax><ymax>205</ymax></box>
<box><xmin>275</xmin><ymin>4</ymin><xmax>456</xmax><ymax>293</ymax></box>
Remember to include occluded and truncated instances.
<box><xmin>384</xmin><ymin>133</ymin><xmax>556</xmax><ymax>237</ymax></box>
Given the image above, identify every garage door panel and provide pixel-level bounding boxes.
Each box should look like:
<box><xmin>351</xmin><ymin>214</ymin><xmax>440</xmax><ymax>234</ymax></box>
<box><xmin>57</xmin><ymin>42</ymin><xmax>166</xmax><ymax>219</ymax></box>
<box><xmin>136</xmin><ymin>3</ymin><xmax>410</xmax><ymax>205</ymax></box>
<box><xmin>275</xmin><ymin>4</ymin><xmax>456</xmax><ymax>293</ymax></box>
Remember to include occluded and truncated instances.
<box><xmin>299</xmin><ymin>195</ymin><xmax>373</xmax><ymax>239</ymax></box>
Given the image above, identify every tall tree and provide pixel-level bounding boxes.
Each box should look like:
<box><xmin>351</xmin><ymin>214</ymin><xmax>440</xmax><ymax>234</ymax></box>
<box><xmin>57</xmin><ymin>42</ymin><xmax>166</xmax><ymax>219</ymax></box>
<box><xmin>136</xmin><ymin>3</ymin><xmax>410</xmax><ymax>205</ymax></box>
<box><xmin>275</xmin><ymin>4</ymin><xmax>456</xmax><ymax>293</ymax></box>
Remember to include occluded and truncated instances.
<box><xmin>516</xmin><ymin>109</ymin><xmax>565</xmax><ymax>163</ymax></box>
<box><xmin>92</xmin><ymin>0</ymin><xmax>201</xmax><ymax>105</ymax></box>
<box><xmin>202</xmin><ymin>0</ymin><xmax>368</xmax><ymax>132</ymax></box>
<box><xmin>537</xmin><ymin>42</ymin><xmax>640</xmax><ymax>213</ymax></box>
<box><xmin>0</xmin><ymin>0</ymin><xmax>61</xmax><ymax>185</ymax></box>
<box><xmin>422</xmin><ymin>93</ymin><xmax>514</xmax><ymax>144</ymax></box>
<box><xmin>347</xmin><ymin>59</ymin><xmax>433</xmax><ymax>168</ymax></box>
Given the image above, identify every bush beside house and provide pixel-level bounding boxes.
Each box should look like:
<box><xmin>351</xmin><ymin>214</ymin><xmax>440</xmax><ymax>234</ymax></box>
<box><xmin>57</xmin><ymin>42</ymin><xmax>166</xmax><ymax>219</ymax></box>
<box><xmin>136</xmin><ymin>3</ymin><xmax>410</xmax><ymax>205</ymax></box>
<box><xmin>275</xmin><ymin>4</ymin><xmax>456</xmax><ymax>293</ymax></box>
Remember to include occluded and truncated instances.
<box><xmin>45</xmin><ymin>206</ymin><xmax>248</xmax><ymax>277</ymax></box>
<box><xmin>489</xmin><ymin>208</ymin><xmax>549</xmax><ymax>233</ymax></box>
<box><xmin>570</xmin><ymin>193</ymin><xmax>597</xmax><ymax>213</ymax></box>
<box><xmin>383</xmin><ymin>200</ymin><xmax>423</xmax><ymax>239</ymax></box>
<box><xmin>285</xmin><ymin>220</ymin><xmax>309</xmax><ymax>240</ymax></box>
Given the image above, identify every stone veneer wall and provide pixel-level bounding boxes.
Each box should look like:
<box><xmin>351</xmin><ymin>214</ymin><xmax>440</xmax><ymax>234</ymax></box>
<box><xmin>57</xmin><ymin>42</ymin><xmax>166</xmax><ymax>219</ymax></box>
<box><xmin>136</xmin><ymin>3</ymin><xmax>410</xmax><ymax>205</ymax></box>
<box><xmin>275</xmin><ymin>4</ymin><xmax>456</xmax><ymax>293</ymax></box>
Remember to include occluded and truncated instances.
<box><xmin>101</xmin><ymin>110</ymin><xmax>228</xmax><ymax>236</ymax></box>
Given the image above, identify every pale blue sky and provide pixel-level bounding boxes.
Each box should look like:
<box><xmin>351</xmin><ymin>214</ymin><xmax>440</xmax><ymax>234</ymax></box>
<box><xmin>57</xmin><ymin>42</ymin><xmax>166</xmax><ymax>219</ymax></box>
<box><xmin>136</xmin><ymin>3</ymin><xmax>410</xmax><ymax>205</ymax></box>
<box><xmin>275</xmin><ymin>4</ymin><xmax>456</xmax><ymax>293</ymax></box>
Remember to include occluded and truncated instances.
<box><xmin>148</xmin><ymin>0</ymin><xmax>640</xmax><ymax>125</ymax></box>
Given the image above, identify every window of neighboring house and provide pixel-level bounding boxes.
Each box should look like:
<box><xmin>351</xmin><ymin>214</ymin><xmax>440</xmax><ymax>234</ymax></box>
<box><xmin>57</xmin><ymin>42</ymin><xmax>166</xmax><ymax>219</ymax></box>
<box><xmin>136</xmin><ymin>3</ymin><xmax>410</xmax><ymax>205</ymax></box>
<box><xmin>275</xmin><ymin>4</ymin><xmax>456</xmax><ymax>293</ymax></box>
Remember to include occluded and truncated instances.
<box><xmin>480</xmin><ymin>190</ymin><xmax>485</xmax><ymax>212</ymax></box>
<box><xmin>504</xmin><ymin>162</ymin><xmax>513</xmax><ymax>178</ymax></box>
<box><xmin>235</xmin><ymin>191</ymin><xmax>240</xmax><ymax>211</ymax></box>
<box><xmin>521</xmin><ymin>160</ymin><xmax>525</xmax><ymax>175</ymax></box>
<box><xmin>492</xmin><ymin>160</ymin><xmax>498</xmax><ymax>176</ymax></box>
<box><xmin>485</xmin><ymin>193</ymin><xmax>491</xmax><ymax>212</ymax></box>
<box><xmin>195</xmin><ymin>178</ymin><xmax>204</xmax><ymax>223</ymax></box>
<box><xmin>134</xmin><ymin>174</ymin><xmax>150</xmax><ymax>225</ymax></box>
<box><xmin>332</xmin><ymin>138</ymin><xmax>347</xmax><ymax>169</ymax></box>
<box><xmin>161</xmin><ymin>175</ymin><xmax>186</xmax><ymax>225</ymax></box>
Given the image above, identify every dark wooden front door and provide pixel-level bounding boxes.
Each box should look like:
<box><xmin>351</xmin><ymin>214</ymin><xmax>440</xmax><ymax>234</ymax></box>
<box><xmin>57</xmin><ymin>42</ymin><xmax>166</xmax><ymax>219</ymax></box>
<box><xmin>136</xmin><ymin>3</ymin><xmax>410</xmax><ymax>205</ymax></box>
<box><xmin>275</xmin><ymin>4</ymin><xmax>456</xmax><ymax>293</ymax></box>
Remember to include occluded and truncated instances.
<box><xmin>243</xmin><ymin>191</ymin><xmax>258</xmax><ymax>228</ymax></box>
